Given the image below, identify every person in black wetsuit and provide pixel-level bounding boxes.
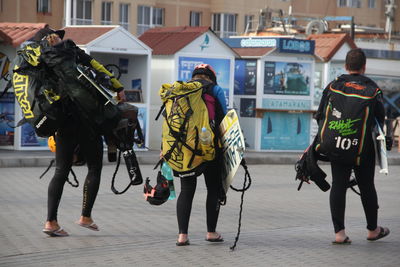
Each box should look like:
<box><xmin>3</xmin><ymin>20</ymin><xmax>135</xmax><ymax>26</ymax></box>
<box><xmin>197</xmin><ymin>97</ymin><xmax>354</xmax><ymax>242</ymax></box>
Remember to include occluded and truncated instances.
<box><xmin>34</xmin><ymin>26</ymin><xmax>125</xmax><ymax>237</ymax></box>
<box><xmin>315</xmin><ymin>48</ymin><xmax>390</xmax><ymax>244</ymax></box>
<box><xmin>175</xmin><ymin>64</ymin><xmax>227</xmax><ymax>246</ymax></box>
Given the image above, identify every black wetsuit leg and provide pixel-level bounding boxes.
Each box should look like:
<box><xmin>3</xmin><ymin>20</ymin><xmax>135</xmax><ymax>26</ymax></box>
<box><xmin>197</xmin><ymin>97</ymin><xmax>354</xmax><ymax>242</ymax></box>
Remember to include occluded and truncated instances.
<box><xmin>330</xmin><ymin>154</ymin><xmax>377</xmax><ymax>233</ymax></box>
<box><xmin>330</xmin><ymin>162</ymin><xmax>352</xmax><ymax>233</ymax></box>
<box><xmin>79</xmin><ymin>129</ymin><xmax>103</xmax><ymax>218</ymax></box>
<box><xmin>354</xmin><ymin>155</ymin><xmax>378</xmax><ymax>231</ymax></box>
<box><xmin>47</xmin><ymin>123</ymin><xmax>77</xmax><ymax>221</ymax></box>
<box><xmin>177</xmin><ymin>175</ymin><xmax>197</xmax><ymax>234</ymax></box>
<box><xmin>203</xmin><ymin>160</ymin><xmax>221</xmax><ymax>232</ymax></box>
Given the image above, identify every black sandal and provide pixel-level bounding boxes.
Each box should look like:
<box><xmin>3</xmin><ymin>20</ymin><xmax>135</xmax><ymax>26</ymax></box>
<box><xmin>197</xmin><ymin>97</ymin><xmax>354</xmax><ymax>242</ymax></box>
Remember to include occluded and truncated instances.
<box><xmin>367</xmin><ymin>227</ymin><xmax>390</xmax><ymax>241</ymax></box>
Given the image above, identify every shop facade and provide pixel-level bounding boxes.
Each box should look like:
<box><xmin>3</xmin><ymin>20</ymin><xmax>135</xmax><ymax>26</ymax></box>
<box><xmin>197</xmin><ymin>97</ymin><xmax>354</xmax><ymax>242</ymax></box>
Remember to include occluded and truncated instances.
<box><xmin>224</xmin><ymin>37</ymin><xmax>316</xmax><ymax>151</ymax></box>
<box><xmin>139</xmin><ymin>26</ymin><xmax>237</xmax><ymax>149</ymax></box>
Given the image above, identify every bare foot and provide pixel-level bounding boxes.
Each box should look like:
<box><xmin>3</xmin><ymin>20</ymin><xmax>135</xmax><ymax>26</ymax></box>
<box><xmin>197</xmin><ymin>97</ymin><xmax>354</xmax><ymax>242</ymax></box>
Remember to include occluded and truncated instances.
<box><xmin>76</xmin><ymin>216</ymin><xmax>99</xmax><ymax>231</ymax></box>
<box><xmin>44</xmin><ymin>220</ymin><xmax>60</xmax><ymax>231</ymax></box>
<box><xmin>177</xmin><ymin>233</ymin><xmax>188</xmax><ymax>243</ymax></box>
<box><xmin>206</xmin><ymin>232</ymin><xmax>224</xmax><ymax>242</ymax></box>
<box><xmin>43</xmin><ymin>220</ymin><xmax>68</xmax><ymax>236</ymax></box>
<box><xmin>334</xmin><ymin>229</ymin><xmax>351</xmax><ymax>243</ymax></box>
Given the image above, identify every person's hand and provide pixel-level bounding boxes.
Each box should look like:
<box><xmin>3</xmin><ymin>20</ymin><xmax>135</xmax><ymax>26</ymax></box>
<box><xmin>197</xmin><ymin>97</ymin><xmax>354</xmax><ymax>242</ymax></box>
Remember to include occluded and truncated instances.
<box><xmin>385</xmin><ymin>136</ymin><xmax>393</xmax><ymax>151</ymax></box>
<box><xmin>117</xmin><ymin>90</ymin><xmax>126</xmax><ymax>102</ymax></box>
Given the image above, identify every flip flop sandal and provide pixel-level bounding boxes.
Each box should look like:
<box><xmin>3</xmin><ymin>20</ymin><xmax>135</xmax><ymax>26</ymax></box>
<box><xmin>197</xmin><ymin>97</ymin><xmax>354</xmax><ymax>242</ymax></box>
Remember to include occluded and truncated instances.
<box><xmin>42</xmin><ymin>228</ymin><xmax>69</xmax><ymax>237</ymax></box>
<box><xmin>332</xmin><ymin>236</ymin><xmax>352</xmax><ymax>245</ymax></box>
<box><xmin>176</xmin><ymin>240</ymin><xmax>190</xmax><ymax>246</ymax></box>
<box><xmin>367</xmin><ymin>227</ymin><xmax>390</xmax><ymax>241</ymax></box>
<box><xmin>77</xmin><ymin>222</ymin><xmax>99</xmax><ymax>231</ymax></box>
<box><xmin>206</xmin><ymin>235</ymin><xmax>224</xmax><ymax>242</ymax></box>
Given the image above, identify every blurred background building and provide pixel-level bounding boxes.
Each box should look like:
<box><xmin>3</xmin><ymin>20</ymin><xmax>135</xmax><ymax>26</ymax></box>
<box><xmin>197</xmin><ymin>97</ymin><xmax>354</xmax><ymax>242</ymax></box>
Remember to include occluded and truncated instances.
<box><xmin>0</xmin><ymin>0</ymin><xmax>398</xmax><ymax>38</ymax></box>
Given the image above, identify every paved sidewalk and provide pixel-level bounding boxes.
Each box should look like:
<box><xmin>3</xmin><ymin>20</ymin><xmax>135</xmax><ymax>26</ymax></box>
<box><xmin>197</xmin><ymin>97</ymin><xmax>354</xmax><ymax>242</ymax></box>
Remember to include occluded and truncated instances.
<box><xmin>0</xmin><ymin>164</ymin><xmax>399</xmax><ymax>266</ymax></box>
<box><xmin>1</xmin><ymin>149</ymin><xmax>400</xmax><ymax>167</ymax></box>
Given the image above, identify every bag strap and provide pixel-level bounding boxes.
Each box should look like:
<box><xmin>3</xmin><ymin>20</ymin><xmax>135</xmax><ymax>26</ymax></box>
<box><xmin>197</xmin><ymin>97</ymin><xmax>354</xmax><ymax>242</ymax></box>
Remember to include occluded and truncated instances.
<box><xmin>111</xmin><ymin>149</ymin><xmax>143</xmax><ymax>194</ymax></box>
<box><xmin>229</xmin><ymin>158</ymin><xmax>252</xmax><ymax>251</ymax></box>
<box><xmin>39</xmin><ymin>159</ymin><xmax>79</xmax><ymax>188</ymax></box>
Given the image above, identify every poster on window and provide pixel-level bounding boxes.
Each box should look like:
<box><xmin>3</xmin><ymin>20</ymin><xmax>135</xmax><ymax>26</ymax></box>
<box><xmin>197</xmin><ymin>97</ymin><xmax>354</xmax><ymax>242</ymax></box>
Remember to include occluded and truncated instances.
<box><xmin>234</xmin><ymin>59</ymin><xmax>257</xmax><ymax>95</ymax></box>
<box><xmin>329</xmin><ymin>63</ymin><xmax>345</xmax><ymax>81</ymax></box>
<box><xmin>178</xmin><ymin>56</ymin><xmax>231</xmax><ymax>106</ymax></box>
<box><xmin>0</xmin><ymin>92</ymin><xmax>15</xmax><ymax>146</ymax></box>
<box><xmin>369</xmin><ymin>75</ymin><xmax>400</xmax><ymax>119</ymax></box>
<box><xmin>260</xmin><ymin>112</ymin><xmax>310</xmax><ymax>150</ymax></box>
<box><xmin>21</xmin><ymin>123</ymin><xmax>47</xmax><ymax>147</ymax></box>
<box><xmin>240</xmin><ymin>98</ymin><xmax>256</xmax><ymax>117</ymax></box>
<box><xmin>264</xmin><ymin>61</ymin><xmax>311</xmax><ymax>96</ymax></box>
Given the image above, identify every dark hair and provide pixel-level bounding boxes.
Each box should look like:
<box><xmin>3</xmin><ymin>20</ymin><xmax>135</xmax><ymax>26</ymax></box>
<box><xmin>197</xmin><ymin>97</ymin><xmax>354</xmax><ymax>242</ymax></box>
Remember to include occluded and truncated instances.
<box><xmin>345</xmin><ymin>48</ymin><xmax>366</xmax><ymax>71</ymax></box>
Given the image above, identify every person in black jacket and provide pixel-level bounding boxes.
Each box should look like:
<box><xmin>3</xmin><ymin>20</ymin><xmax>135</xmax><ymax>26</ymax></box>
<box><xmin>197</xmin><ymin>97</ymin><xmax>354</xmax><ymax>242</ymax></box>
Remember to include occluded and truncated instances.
<box><xmin>34</xmin><ymin>26</ymin><xmax>125</xmax><ymax>237</ymax></box>
<box><xmin>315</xmin><ymin>48</ymin><xmax>390</xmax><ymax>244</ymax></box>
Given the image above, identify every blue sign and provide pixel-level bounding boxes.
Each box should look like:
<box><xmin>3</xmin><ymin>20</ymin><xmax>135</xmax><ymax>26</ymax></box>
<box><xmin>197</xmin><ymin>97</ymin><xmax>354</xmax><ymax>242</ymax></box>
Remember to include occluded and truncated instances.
<box><xmin>261</xmin><ymin>112</ymin><xmax>311</xmax><ymax>150</ymax></box>
<box><xmin>278</xmin><ymin>38</ymin><xmax>315</xmax><ymax>54</ymax></box>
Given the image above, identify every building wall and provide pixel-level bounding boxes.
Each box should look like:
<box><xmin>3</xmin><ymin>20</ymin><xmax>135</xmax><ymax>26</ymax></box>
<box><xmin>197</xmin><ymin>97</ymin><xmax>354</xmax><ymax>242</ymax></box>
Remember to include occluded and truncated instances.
<box><xmin>0</xmin><ymin>0</ymin><xmax>64</xmax><ymax>29</ymax></box>
<box><xmin>1</xmin><ymin>0</ymin><xmax>399</xmax><ymax>37</ymax></box>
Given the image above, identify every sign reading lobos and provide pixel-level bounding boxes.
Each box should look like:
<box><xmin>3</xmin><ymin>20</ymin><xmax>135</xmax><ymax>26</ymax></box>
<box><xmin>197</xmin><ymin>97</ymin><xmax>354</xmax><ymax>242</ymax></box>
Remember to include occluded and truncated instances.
<box><xmin>240</xmin><ymin>38</ymin><xmax>276</xmax><ymax>48</ymax></box>
<box><xmin>278</xmin><ymin>38</ymin><xmax>315</xmax><ymax>54</ymax></box>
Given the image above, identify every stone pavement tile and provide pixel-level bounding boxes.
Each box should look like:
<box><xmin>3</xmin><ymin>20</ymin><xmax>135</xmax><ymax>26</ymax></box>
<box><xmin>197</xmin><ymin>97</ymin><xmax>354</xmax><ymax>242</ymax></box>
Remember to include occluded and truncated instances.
<box><xmin>0</xmin><ymin>164</ymin><xmax>399</xmax><ymax>266</ymax></box>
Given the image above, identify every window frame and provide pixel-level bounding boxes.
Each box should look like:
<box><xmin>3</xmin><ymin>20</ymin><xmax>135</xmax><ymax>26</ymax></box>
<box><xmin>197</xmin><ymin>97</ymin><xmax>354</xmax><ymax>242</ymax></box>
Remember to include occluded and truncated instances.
<box><xmin>212</xmin><ymin>13</ymin><xmax>237</xmax><ymax>38</ymax></box>
<box><xmin>337</xmin><ymin>0</ymin><xmax>348</xmax><ymax>7</ymax></box>
<box><xmin>37</xmin><ymin>0</ymin><xmax>51</xmax><ymax>13</ymax></box>
<box><xmin>368</xmin><ymin>0</ymin><xmax>376</xmax><ymax>8</ymax></box>
<box><xmin>101</xmin><ymin>1</ymin><xmax>112</xmax><ymax>25</ymax></box>
<box><xmin>72</xmin><ymin>0</ymin><xmax>93</xmax><ymax>25</ymax></box>
<box><xmin>137</xmin><ymin>5</ymin><xmax>164</xmax><ymax>35</ymax></box>
<box><xmin>244</xmin><ymin>14</ymin><xmax>254</xmax><ymax>32</ymax></box>
<box><xmin>190</xmin><ymin>11</ymin><xmax>202</xmax><ymax>27</ymax></box>
<box><xmin>119</xmin><ymin>3</ymin><xmax>130</xmax><ymax>31</ymax></box>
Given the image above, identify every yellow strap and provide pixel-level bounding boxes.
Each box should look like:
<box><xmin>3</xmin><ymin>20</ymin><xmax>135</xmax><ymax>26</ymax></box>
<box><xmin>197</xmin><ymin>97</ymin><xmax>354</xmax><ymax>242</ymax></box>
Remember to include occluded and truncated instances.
<box><xmin>90</xmin><ymin>59</ymin><xmax>123</xmax><ymax>91</ymax></box>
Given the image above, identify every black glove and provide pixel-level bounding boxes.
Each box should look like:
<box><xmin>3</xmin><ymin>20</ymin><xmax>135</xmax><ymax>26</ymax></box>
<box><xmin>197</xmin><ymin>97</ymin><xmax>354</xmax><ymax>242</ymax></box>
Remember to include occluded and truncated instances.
<box><xmin>385</xmin><ymin>136</ymin><xmax>393</xmax><ymax>151</ymax></box>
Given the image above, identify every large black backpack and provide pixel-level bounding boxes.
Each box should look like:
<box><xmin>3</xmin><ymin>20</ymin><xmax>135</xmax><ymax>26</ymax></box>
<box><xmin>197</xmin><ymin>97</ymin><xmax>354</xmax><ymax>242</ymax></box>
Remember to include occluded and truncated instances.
<box><xmin>10</xmin><ymin>42</ymin><xmax>66</xmax><ymax>137</ymax></box>
<box><xmin>316</xmin><ymin>74</ymin><xmax>381</xmax><ymax>165</ymax></box>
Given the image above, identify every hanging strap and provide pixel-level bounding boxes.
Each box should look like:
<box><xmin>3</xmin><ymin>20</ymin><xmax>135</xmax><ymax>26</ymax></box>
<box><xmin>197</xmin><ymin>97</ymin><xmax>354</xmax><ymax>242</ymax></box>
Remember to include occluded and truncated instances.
<box><xmin>39</xmin><ymin>159</ymin><xmax>79</xmax><ymax>188</ymax></box>
<box><xmin>229</xmin><ymin>159</ymin><xmax>252</xmax><ymax>251</ymax></box>
<box><xmin>111</xmin><ymin>150</ymin><xmax>141</xmax><ymax>194</ymax></box>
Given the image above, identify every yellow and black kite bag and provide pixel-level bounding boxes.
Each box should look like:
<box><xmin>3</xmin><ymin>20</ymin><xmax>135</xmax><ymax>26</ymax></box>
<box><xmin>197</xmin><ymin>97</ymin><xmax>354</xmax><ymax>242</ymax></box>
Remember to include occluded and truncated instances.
<box><xmin>159</xmin><ymin>81</ymin><xmax>215</xmax><ymax>174</ymax></box>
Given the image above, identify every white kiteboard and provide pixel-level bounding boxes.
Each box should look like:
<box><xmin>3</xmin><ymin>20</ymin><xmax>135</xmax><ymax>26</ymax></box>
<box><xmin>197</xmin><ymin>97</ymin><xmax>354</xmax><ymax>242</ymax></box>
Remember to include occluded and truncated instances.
<box><xmin>373</xmin><ymin>119</ymin><xmax>388</xmax><ymax>175</ymax></box>
<box><xmin>219</xmin><ymin>109</ymin><xmax>245</xmax><ymax>193</ymax></box>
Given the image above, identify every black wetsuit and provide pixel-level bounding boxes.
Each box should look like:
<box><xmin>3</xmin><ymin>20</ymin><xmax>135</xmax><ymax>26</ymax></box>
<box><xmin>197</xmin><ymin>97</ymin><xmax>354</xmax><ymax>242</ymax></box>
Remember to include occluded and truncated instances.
<box><xmin>44</xmin><ymin>40</ymin><xmax>117</xmax><ymax>222</ymax></box>
<box><xmin>47</xmin><ymin>115</ymin><xmax>103</xmax><ymax>221</ymax></box>
<box><xmin>177</xmin><ymin>159</ymin><xmax>221</xmax><ymax>234</ymax></box>
<box><xmin>316</xmin><ymin>74</ymin><xmax>385</xmax><ymax>233</ymax></box>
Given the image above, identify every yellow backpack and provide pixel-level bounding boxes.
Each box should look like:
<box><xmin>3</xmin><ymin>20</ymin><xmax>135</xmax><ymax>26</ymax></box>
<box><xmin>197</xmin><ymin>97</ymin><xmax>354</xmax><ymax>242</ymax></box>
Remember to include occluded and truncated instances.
<box><xmin>157</xmin><ymin>80</ymin><xmax>215</xmax><ymax>174</ymax></box>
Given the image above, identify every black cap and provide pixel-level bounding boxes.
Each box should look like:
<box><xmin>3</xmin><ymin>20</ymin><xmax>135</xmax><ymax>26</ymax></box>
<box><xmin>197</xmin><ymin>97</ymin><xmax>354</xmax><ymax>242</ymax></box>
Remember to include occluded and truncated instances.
<box><xmin>32</xmin><ymin>26</ymin><xmax>65</xmax><ymax>41</ymax></box>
